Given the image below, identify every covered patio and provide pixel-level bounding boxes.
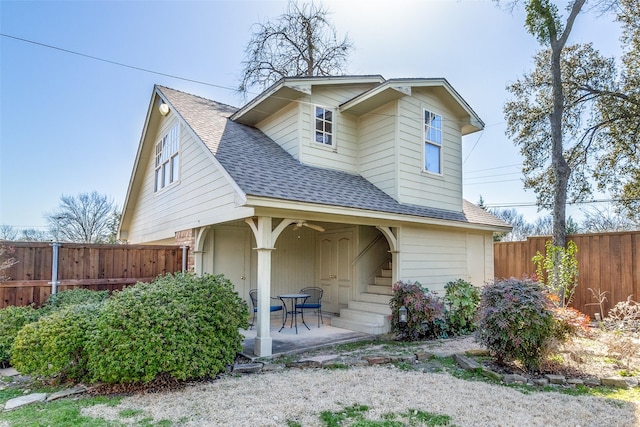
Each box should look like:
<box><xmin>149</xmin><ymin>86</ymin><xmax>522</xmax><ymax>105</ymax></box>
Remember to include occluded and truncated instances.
<box><xmin>240</xmin><ymin>314</ymin><xmax>374</xmax><ymax>358</ymax></box>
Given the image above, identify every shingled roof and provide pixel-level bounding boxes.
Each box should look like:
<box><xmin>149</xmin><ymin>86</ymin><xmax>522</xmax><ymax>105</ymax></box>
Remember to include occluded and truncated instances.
<box><xmin>157</xmin><ymin>85</ymin><xmax>510</xmax><ymax>229</ymax></box>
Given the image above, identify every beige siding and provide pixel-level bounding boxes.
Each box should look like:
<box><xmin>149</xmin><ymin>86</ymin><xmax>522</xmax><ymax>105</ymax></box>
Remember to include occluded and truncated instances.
<box><xmin>271</xmin><ymin>225</ymin><xmax>317</xmax><ymax>295</ymax></box>
<box><xmin>126</xmin><ymin>114</ymin><xmax>248</xmax><ymax>243</ymax></box>
<box><xmin>298</xmin><ymin>85</ymin><xmax>368</xmax><ymax>173</ymax></box>
<box><xmin>466</xmin><ymin>232</ymin><xmax>494</xmax><ymax>286</ymax></box>
<box><xmin>358</xmin><ymin>103</ymin><xmax>398</xmax><ymax>199</ymax></box>
<box><xmin>398</xmin><ymin>225</ymin><xmax>468</xmax><ymax>294</ymax></box>
<box><xmin>396</xmin><ymin>90</ymin><xmax>463</xmax><ymax>212</ymax></box>
<box><xmin>257</xmin><ymin>102</ymin><xmax>300</xmax><ymax>160</ymax></box>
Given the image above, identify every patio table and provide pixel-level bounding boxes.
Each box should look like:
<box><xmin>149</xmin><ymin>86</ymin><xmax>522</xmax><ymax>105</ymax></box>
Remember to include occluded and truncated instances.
<box><xmin>278</xmin><ymin>293</ymin><xmax>310</xmax><ymax>334</ymax></box>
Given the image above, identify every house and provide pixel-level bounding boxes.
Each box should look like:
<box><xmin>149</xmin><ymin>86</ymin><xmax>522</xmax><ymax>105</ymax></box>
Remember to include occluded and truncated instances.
<box><xmin>119</xmin><ymin>75</ymin><xmax>510</xmax><ymax>356</ymax></box>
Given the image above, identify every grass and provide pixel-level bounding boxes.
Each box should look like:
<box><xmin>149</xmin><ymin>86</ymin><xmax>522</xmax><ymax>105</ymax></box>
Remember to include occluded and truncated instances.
<box><xmin>0</xmin><ymin>396</ymin><xmax>122</xmax><ymax>427</ymax></box>
<box><xmin>319</xmin><ymin>403</ymin><xmax>454</xmax><ymax>427</ymax></box>
<box><xmin>0</xmin><ymin>383</ymin><xmax>173</xmax><ymax>427</ymax></box>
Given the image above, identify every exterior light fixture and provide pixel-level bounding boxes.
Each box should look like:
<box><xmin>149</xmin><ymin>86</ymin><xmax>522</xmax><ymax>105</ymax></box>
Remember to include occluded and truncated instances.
<box><xmin>399</xmin><ymin>306</ymin><xmax>407</xmax><ymax>323</ymax></box>
<box><xmin>159</xmin><ymin>102</ymin><xmax>170</xmax><ymax>116</ymax></box>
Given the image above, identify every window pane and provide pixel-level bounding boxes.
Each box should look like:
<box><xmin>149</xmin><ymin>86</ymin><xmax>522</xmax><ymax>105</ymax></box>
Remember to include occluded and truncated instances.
<box><xmin>325</xmin><ymin>122</ymin><xmax>332</xmax><ymax>134</ymax></box>
<box><xmin>425</xmin><ymin>143</ymin><xmax>441</xmax><ymax>174</ymax></box>
<box><xmin>316</xmin><ymin>119</ymin><xmax>324</xmax><ymax>132</ymax></box>
<box><xmin>163</xmin><ymin>163</ymin><xmax>170</xmax><ymax>187</ymax></box>
<box><xmin>315</xmin><ymin>131</ymin><xmax>324</xmax><ymax>143</ymax></box>
<box><xmin>171</xmin><ymin>155</ymin><xmax>179</xmax><ymax>182</ymax></box>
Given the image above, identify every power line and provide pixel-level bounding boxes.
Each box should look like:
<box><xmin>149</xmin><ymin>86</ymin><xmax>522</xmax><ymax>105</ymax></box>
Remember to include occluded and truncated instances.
<box><xmin>0</xmin><ymin>33</ymin><xmax>238</xmax><ymax>92</ymax></box>
<box><xmin>465</xmin><ymin>163</ymin><xmax>522</xmax><ymax>174</ymax></box>
<box><xmin>485</xmin><ymin>198</ymin><xmax>640</xmax><ymax>208</ymax></box>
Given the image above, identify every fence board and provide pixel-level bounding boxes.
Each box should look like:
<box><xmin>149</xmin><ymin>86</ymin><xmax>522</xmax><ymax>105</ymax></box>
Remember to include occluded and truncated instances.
<box><xmin>494</xmin><ymin>231</ymin><xmax>640</xmax><ymax>318</ymax></box>
<box><xmin>0</xmin><ymin>242</ymin><xmax>184</xmax><ymax>309</ymax></box>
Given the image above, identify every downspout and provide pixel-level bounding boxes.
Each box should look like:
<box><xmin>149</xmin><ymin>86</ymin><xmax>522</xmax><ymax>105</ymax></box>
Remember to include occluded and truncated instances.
<box><xmin>181</xmin><ymin>245</ymin><xmax>187</xmax><ymax>272</ymax></box>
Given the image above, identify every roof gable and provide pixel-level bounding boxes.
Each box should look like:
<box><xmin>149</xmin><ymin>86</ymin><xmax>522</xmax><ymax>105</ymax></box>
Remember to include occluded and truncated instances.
<box><xmin>340</xmin><ymin>78</ymin><xmax>484</xmax><ymax>135</ymax></box>
<box><xmin>153</xmin><ymin>86</ymin><xmax>508</xmax><ymax>230</ymax></box>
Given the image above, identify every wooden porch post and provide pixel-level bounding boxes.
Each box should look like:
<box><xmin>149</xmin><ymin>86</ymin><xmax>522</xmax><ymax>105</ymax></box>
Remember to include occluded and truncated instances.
<box><xmin>246</xmin><ymin>217</ymin><xmax>274</xmax><ymax>357</ymax></box>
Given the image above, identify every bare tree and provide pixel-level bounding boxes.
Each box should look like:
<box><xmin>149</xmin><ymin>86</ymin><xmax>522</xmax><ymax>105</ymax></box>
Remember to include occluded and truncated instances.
<box><xmin>0</xmin><ymin>225</ymin><xmax>18</xmax><ymax>241</ymax></box>
<box><xmin>489</xmin><ymin>208</ymin><xmax>533</xmax><ymax>241</ymax></box>
<box><xmin>19</xmin><ymin>228</ymin><xmax>50</xmax><ymax>242</ymax></box>
<box><xmin>46</xmin><ymin>192</ymin><xmax>119</xmax><ymax>243</ymax></box>
<box><xmin>238</xmin><ymin>0</ymin><xmax>353</xmax><ymax>95</ymax></box>
<box><xmin>581</xmin><ymin>204</ymin><xmax>640</xmax><ymax>232</ymax></box>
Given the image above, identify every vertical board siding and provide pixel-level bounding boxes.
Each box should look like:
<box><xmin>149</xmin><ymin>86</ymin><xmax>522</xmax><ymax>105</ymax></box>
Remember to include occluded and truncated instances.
<box><xmin>494</xmin><ymin>231</ymin><xmax>640</xmax><ymax>318</ymax></box>
<box><xmin>0</xmin><ymin>242</ymin><xmax>184</xmax><ymax>309</ymax></box>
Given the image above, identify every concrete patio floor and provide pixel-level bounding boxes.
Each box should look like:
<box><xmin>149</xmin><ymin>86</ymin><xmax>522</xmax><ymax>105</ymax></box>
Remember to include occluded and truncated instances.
<box><xmin>240</xmin><ymin>313</ymin><xmax>373</xmax><ymax>359</ymax></box>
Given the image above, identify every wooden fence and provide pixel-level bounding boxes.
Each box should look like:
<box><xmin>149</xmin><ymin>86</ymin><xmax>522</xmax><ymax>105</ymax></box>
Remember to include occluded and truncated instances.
<box><xmin>494</xmin><ymin>231</ymin><xmax>640</xmax><ymax>318</ymax></box>
<box><xmin>0</xmin><ymin>241</ymin><xmax>185</xmax><ymax>309</ymax></box>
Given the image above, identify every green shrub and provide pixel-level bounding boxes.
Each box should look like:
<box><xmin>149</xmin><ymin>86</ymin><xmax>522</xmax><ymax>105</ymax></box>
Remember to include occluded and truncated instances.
<box><xmin>444</xmin><ymin>279</ymin><xmax>480</xmax><ymax>335</ymax></box>
<box><xmin>0</xmin><ymin>305</ymin><xmax>41</xmax><ymax>367</ymax></box>
<box><xmin>40</xmin><ymin>288</ymin><xmax>109</xmax><ymax>314</ymax></box>
<box><xmin>475</xmin><ymin>278</ymin><xmax>555</xmax><ymax>371</ymax></box>
<box><xmin>10</xmin><ymin>303</ymin><xmax>102</xmax><ymax>381</ymax></box>
<box><xmin>390</xmin><ymin>280</ymin><xmax>447</xmax><ymax>341</ymax></box>
<box><xmin>87</xmin><ymin>273</ymin><xmax>249</xmax><ymax>384</ymax></box>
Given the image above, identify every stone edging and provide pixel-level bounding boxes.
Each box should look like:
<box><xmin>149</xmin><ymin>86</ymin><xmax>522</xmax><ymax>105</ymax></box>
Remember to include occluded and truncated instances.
<box><xmin>232</xmin><ymin>349</ymin><xmax>640</xmax><ymax>390</ymax></box>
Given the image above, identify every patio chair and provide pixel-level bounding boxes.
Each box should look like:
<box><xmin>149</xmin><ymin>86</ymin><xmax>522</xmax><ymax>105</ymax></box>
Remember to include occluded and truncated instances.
<box><xmin>249</xmin><ymin>289</ymin><xmax>284</xmax><ymax>330</ymax></box>
<box><xmin>295</xmin><ymin>286</ymin><xmax>323</xmax><ymax>327</ymax></box>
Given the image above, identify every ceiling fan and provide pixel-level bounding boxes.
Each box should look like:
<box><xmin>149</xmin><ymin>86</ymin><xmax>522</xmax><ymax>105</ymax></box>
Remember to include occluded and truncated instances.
<box><xmin>292</xmin><ymin>220</ymin><xmax>325</xmax><ymax>232</ymax></box>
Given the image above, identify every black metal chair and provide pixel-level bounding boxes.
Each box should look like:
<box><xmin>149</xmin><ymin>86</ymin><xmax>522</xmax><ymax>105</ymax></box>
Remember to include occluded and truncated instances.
<box><xmin>295</xmin><ymin>286</ymin><xmax>323</xmax><ymax>327</ymax></box>
<box><xmin>249</xmin><ymin>289</ymin><xmax>284</xmax><ymax>330</ymax></box>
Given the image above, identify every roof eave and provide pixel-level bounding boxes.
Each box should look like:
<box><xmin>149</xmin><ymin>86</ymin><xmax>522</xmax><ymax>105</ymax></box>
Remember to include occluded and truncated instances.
<box><xmin>231</xmin><ymin>75</ymin><xmax>386</xmax><ymax>125</ymax></box>
<box><xmin>244</xmin><ymin>195</ymin><xmax>511</xmax><ymax>232</ymax></box>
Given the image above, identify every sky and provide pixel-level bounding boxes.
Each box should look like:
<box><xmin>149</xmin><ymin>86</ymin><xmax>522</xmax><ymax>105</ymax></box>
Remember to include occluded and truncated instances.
<box><xmin>0</xmin><ymin>0</ymin><xmax>624</xmax><ymax>234</ymax></box>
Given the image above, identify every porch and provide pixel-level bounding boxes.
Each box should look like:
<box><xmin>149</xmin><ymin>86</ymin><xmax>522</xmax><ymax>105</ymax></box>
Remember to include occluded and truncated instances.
<box><xmin>240</xmin><ymin>314</ymin><xmax>374</xmax><ymax>359</ymax></box>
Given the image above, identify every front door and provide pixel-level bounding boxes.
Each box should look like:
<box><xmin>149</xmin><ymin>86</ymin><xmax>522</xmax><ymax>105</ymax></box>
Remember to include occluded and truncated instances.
<box><xmin>318</xmin><ymin>230</ymin><xmax>353</xmax><ymax>313</ymax></box>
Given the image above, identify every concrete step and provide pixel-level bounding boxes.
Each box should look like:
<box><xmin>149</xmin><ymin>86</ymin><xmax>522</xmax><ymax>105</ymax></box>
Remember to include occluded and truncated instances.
<box><xmin>348</xmin><ymin>300</ymin><xmax>392</xmax><ymax>315</ymax></box>
<box><xmin>330</xmin><ymin>317</ymin><xmax>389</xmax><ymax>335</ymax></box>
<box><xmin>339</xmin><ymin>308</ymin><xmax>388</xmax><ymax>325</ymax></box>
<box><xmin>367</xmin><ymin>283</ymin><xmax>393</xmax><ymax>295</ymax></box>
<box><xmin>359</xmin><ymin>292</ymin><xmax>392</xmax><ymax>304</ymax></box>
<box><xmin>374</xmin><ymin>276</ymin><xmax>392</xmax><ymax>286</ymax></box>
<box><xmin>381</xmin><ymin>269</ymin><xmax>392</xmax><ymax>278</ymax></box>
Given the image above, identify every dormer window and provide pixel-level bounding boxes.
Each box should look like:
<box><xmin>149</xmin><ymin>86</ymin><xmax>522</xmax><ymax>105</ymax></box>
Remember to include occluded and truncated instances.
<box><xmin>154</xmin><ymin>123</ymin><xmax>180</xmax><ymax>192</ymax></box>
<box><xmin>424</xmin><ymin>110</ymin><xmax>442</xmax><ymax>174</ymax></box>
<box><xmin>314</xmin><ymin>106</ymin><xmax>333</xmax><ymax>146</ymax></box>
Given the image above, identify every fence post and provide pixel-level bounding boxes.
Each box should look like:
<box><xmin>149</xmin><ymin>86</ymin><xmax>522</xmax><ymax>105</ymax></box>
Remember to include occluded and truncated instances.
<box><xmin>49</xmin><ymin>242</ymin><xmax>60</xmax><ymax>294</ymax></box>
<box><xmin>181</xmin><ymin>245</ymin><xmax>187</xmax><ymax>272</ymax></box>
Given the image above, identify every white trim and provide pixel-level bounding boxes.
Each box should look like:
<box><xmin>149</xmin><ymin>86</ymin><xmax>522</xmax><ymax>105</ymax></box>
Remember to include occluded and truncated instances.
<box><xmin>312</xmin><ymin>104</ymin><xmax>335</xmax><ymax>149</ymax></box>
<box><xmin>245</xmin><ymin>196</ymin><xmax>512</xmax><ymax>232</ymax></box>
<box><xmin>423</xmin><ymin>108</ymin><xmax>443</xmax><ymax>176</ymax></box>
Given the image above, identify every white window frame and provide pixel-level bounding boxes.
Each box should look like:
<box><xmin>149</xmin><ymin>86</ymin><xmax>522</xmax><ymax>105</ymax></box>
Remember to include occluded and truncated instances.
<box><xmin>423</xmin><ymin>109</ymin><xmax>443</xmax><ymax>175</ymax></box>
<box><xmin>313</xmin><ymin>105</ymin><xmax>334</xmax><ymax>147</ymax></box>
<box><xmin>154</xmin><ymin>123</ymin><xmax>180</xmax><ymax>192</ymax></box>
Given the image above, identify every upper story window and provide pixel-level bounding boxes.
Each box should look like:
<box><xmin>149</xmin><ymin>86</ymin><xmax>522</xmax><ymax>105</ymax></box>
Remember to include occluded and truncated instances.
<box><xmin>314</xmin><ymin>106</ymin><xmax>333</xmax><ymax>146</ymax></box>
<box><xmin>154</xmin><ymin>123</ymin><xmax>180</xmax><ymax>192</ymax></box>
<box><xmin>424</xmin><ymin>110</ymin><xmax>442</xmax><ymax>174</ymax></box>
